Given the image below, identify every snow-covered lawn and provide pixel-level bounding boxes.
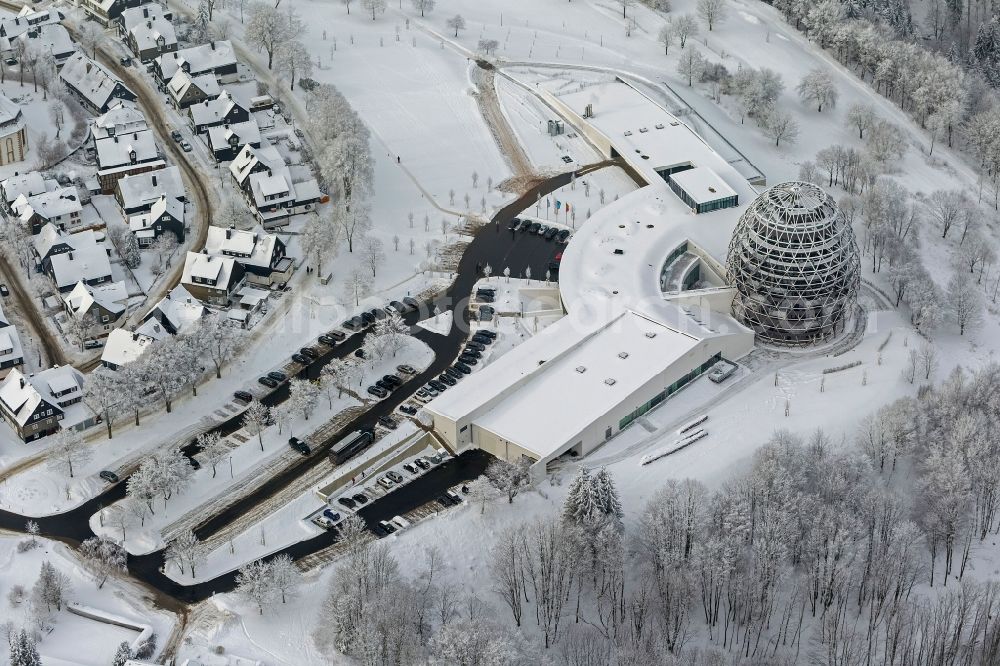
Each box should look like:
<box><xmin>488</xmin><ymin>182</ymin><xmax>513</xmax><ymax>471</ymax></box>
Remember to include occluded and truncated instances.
<box><xmin>0</xmin><ymin>533</ymin><xmax>175</xmax><ymax>665</ymax></box>
<box><xmin>415</xmin><ymin>309</ymin><xmax>452</xmax><ymax>335</ymax></box>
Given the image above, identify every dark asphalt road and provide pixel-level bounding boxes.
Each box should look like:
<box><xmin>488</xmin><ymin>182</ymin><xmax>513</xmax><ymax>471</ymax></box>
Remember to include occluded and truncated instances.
<box><xmin>0</xmin><ymin>163</ymin><xmax>604</xmax><ymax>602</ymax></box>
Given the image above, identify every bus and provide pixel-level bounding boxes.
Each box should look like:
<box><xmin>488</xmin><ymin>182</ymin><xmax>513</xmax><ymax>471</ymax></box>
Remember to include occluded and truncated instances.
<box><xmin>330</xmin><ymin>429</ymin><xmax>374</xmax><ymax>465</ymax></box>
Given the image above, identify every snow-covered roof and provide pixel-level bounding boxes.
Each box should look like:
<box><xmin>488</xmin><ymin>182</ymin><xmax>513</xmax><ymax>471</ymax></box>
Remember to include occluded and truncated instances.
<box><xmin>2</xmin><ymin>171</ymin><xmax>48</xmax><ymax>204</ymax></box>
<box><xmin>229</xmin><ymin>140</ymin><xmax>282</xmax><ymax>185</ymax></box>
<box><xmin>119</xmin><ymin>3</ymin><xmax>168</xmax><ymax>31</ymax></box>
<box><xmin>129</xmin><ymin>195</ymin><xmax>183</xmax><ymax>235</ymax></box>
<box><xmin>116</xmin><ymin>166</ymin><xmax>183</xmax><ymax>211</ymax></box>
<box><xmin>128</xmin><ymin>13</ymin><xmax>176</xmax><ymax>53</ymax></box>
<box><xmin>16</xmin><ymin>186</ymin><xmax>81</xmax><ymax>222</ymax></box>
<box><xmin>189</xmin><ymin>90</ymin><xmax>242</xmax><ymax>127</ymax></box>
<box><xmin>11</xmin><ymin>23</ymin><xmax>74</xmax><ymax>60</ymax></box>
<box><xmin>0</xmin><ymin>92</ymin><xmax>23</xmax><ymax>129</ymax></box>
<box><xmin>0</xmin><ymin>303</ymin><xmax>24</xmax><ymax>365</ymax></box>
<box><xmin>101</xmin><ymin>328</ymin><xmax>152</xmax><ymax>368</ymax></box>
<box><xmin>95</xmin><ymin>129</ymin><xmax>159</xmax><ymax>170</ymax></box>
<box><xmin>0</xmin><ymin>7</ymin><xmax>60</xmax><ymax>39</ymax></box>
<box><xmin>32</xmin><ymin>223</ymin><xmax>67</xmax><ymax>260</ymax></box>
<box><xmin>60</xmin><ymin>53</ymin><xmax>133</xmax><ymax>110</ymax></box>
<box><xmin>0</xmin><ymin>366</ymin><xmax>83</xmax><ymax>426</ymax></box>
<box><xmin>155</xmin><ymin>40</ymin><xmax>236</xmax><ymax>80</ymax></box>
<box><xmin>206</xmin><ymin>119</ymin><xmax>260</xmax><ymax>153</ymax></box>
<box><xmin>182</xmin><ymin>251</ymin><xmax>236</xmax><ymax>288</ymax></box>
<box><xmin>204</xmin><ymin>225</ymin><xmax>277</xmax><ymax>269</ymax></box>
<box><xmin>670</xmin><ymin>167</ymin><xmax>738</xmax><ymax>205</ymax></box>
<box><xmin>138</xmin><ymin>284</ymin><xmax>206</xmax><ymax>339</ymax></box>
<box><xmin>63</xmin><ymin>280</ymin><xmax>127</xmax><ymax>318</ymax></box>
<box><xmin>168</xmin><ymin>70</ymin><xmax>219</xmax><ymax>102</ymax></box>
<box><xmin>93</xmin><ymin>102</ymin><xmax>147</xmax><ymax>140</ymax></box>
<box><xmin>48</xmin><ymin>232</ymin><xmax>112</xmax><ymax>290</ymax></box>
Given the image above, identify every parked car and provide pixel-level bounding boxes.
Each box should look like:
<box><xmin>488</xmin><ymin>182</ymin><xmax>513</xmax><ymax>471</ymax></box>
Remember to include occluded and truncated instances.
<box><xmin>367</xmin><ymin>385</ymin><xmax>389</xmax><ymax>398</ymax></box>
<box><xmin>99</xmin><ymin>470</ymin><xmax>119</xmax><ymax>484</ymax></box>
<box><xmin>402</xmin><ymin>296</ymin><xmax>420</xmax><ymax>310</ymax></box>
<box><xmin>170</xmin><ymin>129</ymin><xmax>183</xmax><ymax>142</ymax></box>
<box><xmin>119</xmin><ymin>55</ymin><xmax>132</xmax><ymax>66</ymax></box>
<box><xmin>477</xmin><ymin>293</ymin><xmax>495</xmax><ymax>303</ymax></box>
<box><xmin>343</xmin><ymin>317</ymin><xmax>364</xmax><ymax>330</ymax></box>
<box><xmin>397</xmin><ymin>364</ymin><xmax>417</xmax><ymax>375</ymax></box>
<box><xmin>462</xmin><ymin>348</ymin><xmax>482</xmax><ymax>359</ymax></box>
<box><xmin>375</xmin><ymin>379</ymin><xmax>394</xmax><ymax>392</ymax></box>
<box><xmin>477</xmin><ymin>329</ymin><xmax>498</xmax><ymax>339</ymax></box>
<box><xmin>391</xmin><ymin>515</ymin><xmax>411</xmax><ymax>530</ymax></box>
<box><xmin>438</xmin><ymin>373</ymin><xmax>457</xmax><ymax>386</ymax></box>
<box><xmin>234</xmin><ymin>390</ymin><xmax>253</xmax><ymax>403</ymax></box>
<box><xmin>437</xmin><ymin>494</ymin><xmax>454</xmax><ymax>507</ymax></box>
<box><xmin>318</xmin><ymin>334</ymin><xmax>338</xmax><ymax>346</ymax></box>
<box><xmin>544</xmin><ymin>227</ymin><xmax>559</xmax><ymax>241</ymax></box>
<box><xmin>508</xmin><ymin>219</ymin><xmax>521</xmax><ymax>231</ymax></box>
<box><xmin>458</xmin><ymin>355</ymin><xmax>478</xmax><ymax>366</ymax></box>
<box><xmin>399</xmin><ymin>404</ymin><xmax>418</xmax><ymax>415</ymax></box>
<box><xmin>180</xmin><ymin>141</ymin><xmax>192</xmax><ymax>152</ymax></box>
<box><xmin>403</xmin><ymin>463</ymin><xmax>418</xmax><ymax>475</ymax></box>
<box><xmin>378</xmin><ymin>520</ymin><xmax>396</xmax><ymax>534</ymax></box>
<box><xmin>444</xmin><ymin>367</ymin><xmax>463</xmax><ymax>380</ymax></box>
<box><xmin>371</xmin><ymin>308</ymin><xmax>387</xmax><ymax>320</ymax></box>
<box><xmin>387</xmin><ymin>300</ymin><xmax>407</xmax><ymax>314</ymax></box>
<box><xmin>352</xmin><ymin>493</ymin><xmax>369</xmax><ymax>505</ymax></box>
<box><xmin>267</xmin><ymin>371</ymin><xmax>287</xmax><ymax>382</ymax></box>
<box><xmin>476</xmin><ymin>287</ymin><xmax>496</xmax><ymax>296</ymax></box>
<box><xmin>360</xmin><ymin>312</ymin><xmax>376</xmax><ymax>325</ymax></box>
<box><xmin>453</xmin><ymin>362</ymin><xmax>472</xmax><ymax>374</ymax></box>
<box><xmin>466</xmin><ymin>341</ymin><xmax>485</xmax><ymax>352</ymax></box>
<box><xmin>258</xmin><ymin>376</ymin><xmax>279</xmax><ymax>388</ymax></box>
<box><xmin>414</xmin><ymin>458</ymin><xmax>431</xmax><ymax>470</ymax></box>
<box><xmin>327</xmin><ymin>330</ymin><xmax>347</xmax><ymax>341</ymax></box>
<box><xmin>291</xmin><ymin>353</ymin><xmax>310</xmax><ymax>364</ymax></box>
<box><xmin>423</xmin><ymin>385</ymin><xmax>440</xmax><ymax>397</ymax></box>
<box><xmin>535</xmin><ymin>224</ymin><xmax>547</xmax><ymax>235</ymax></box>
<box><xmin>472</xmin><ymin>334</ymin><xmax>493</xmax><ymax>345</ymax></box>
<box><xmin>189</xmin><ymin>457</ymin><xmax>201</xmax><ymax>470</ymax></box>
<box><xmin>382</xmin><ymin>374</ymin><xmax>402</xmax><ymax>387</ymax></box>
<box><xmin>557</xmin><ymin>229</ymin><xmax>571</xmax><ymax>242</ymax></box>
<box><xmin>428</xmin><ymin>379</ymin><xmax>447</xmax><ymax>392</ymax></box>
<box><xmin>288</xmin><ymin>437</ymin><xmax>311</xmax><ymax>455</ymax></box>
<box><xmin>323</xmin><ymin>509</ymin><xmax>341</xmax><ymax>523</ymax></box>
<box><xmin>378</xmin><ymin>476</ymin><xmax>394</xmax><ymax>489</ymax></box>
<box><xmin>378</xmin><ymin>415</ymin><xmax>398</xmax><ymax>429</ymax></box>
<box><xmin>354</xmin><ymin>348</ymin><xmax>366</xmax><ymax>359</ymax></box>
<box><xmin>83</xmin><ymin>339</ymin><xmax>103</xmax><ymax>349</ymax></box>
<box><xmin>386</xmin><ymin>470</ymin><xmax>404</xmax><ymax>484</ymax></box>
<box><xmin>300</xmin><ymin>347</ymin><xmax>319</xmax><ymax>359</ymax></box>
<box><xmin>446</xmin><ymin>490</ymin><xmax>463</xmax><ymax>504</ymax></box>
<box><xmin>0</xmin><ymin>284</ymin><xmax>9</xmax><ymax>297</ymax></box>
<box><xmin>548</xmin><ymin>261</ymin><xmax>560</xmax><ymax>274</ymax></box>
<box><xmin>337</xmin><ymin>496</ymin><xmax>357</xmax><ymax>509</ymax></box>
<box><xmin>521</xmin><ymin>221</ymin><xmax>534</xmax><ymax>233</ymax></box>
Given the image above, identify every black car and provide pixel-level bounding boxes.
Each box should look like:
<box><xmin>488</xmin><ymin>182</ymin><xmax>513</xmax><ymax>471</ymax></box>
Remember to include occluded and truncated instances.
<box><xmin>557</xmin><ymin>229</ymin><xmax>571</xmax><ymax>242</ymax></box>
<box><xmin>477</xmin><ymin>329</ymin><xmax>498</xmax><ymax>339</ymax></box>
<box><xmin>355</xmin><ymin>348</ymin><xmax>366</xmax><ymax>359</ymax></box>
<box><xmin>375</xmin><ymin>379</ymin><xmax>394</xmax><ymax>391</ymax></box>
<box><xmin>472</xmin><ymin>334</ymin><xmax>493</xmax><ymax>345</ymax></box>
<box><xmin>337</xmin><ymin>496</ymin><xmax>357</xmax><ymax>509</ymax></box>
<box><xmin>453</xmin><ymin>362</ymin><xmax>472</xmax><ymax>374</ymax></box>
<box><xmin>371</xmin><ymin>308</ymin><xmax>387</xmax><ymax>320</ymax></box>
<box><xmin>382</xmin><ymin>374</ymin><xmax>402</xmax><ymax>387</ymax></box>
<box><xmin>327</xmin><ymin>330</ymin><xmax>347</xmax><ymax>341</ymax></box>
<box><xmin>288</xmin><ymin>437</ymin><xmax>311</xmax><ymax>455</ymax></box>
<box><xmin>438</xmin><ymin>373</ymin><xmax>457</xmax><ymax>386</ymax></box>
<box><xmin>548</xmin><ymin>262</ymin><xmax>560</xmax><ymax>273</ymax></box>
<box><xmin>444</xmin><ymin>367</ymin><xmax>463</xmax><ymax>379</ymax></box>
<box><xmin>479</xmin><ymin>305</ymin><xmax>495</xmax><ymax>316</ymax></box>
<box><xmin>477</xmin><ymin>293</ymin><xmax>495</xmax><ymax>303</ymax></box>
<box><xmin>458</xmin><ymin>355</ymin><xmax>478</xmax><ymax>366</ymax></box>
<box><xmin>388</xmin><ymin>300</ymin><xmax>407</xmax><ymax>314</ymax></box>
<box><xmin>463</xmin><ymin>348</ymin><xmax>483</xmax><ymax>359</ymax></box>
<box><xmin>378</xmin><ymin>415</ymin><xmax>398</xmax><ymax>429</ymax></box>
<box><xmin>403</xmin><ymin>463</ymin><xmax>418</xmax><ymax>475</ymax></box>
<box><xmin>466</xmin><ymin>341</ymin><xmax>485</xmax><ymax>352</ymax></box>
<box><xmin>403</xmin><ymin>296</ymin><xmax>419</xmax><ymax>310</ymax></box>
<box><xmin>378</xmin><ymin>520</ymin><xmax>397</xmax><ymax>534</ymax></box>
<box><xmin>508</xmin><ymin>219</ymin><xmax>520</xmax><ymax>231</ymax></box>
<box><xmin>258</xmin><ymin>376</ymin><xmax>279</xmax><ymax>388</ymax></box>
<box><xmin>300</xmin><ymin>347</ymin><xmax>319</xmax><ymax>359</ymax></box>
<box><xmin>399</xmin><ymin>404</ymin><xmax>418</xmax><ymax>415</ymax></box>
<box><xmin>520</xmin><ymin>221</ymin><xmax>533</xmax><ymax>233</ymax></box>
<box><xmin>292</xmin><ymin>353</ymin><xmax>310</xmax><ymax>364</ymax></box>
<box><xmin>476</xmin><ymin>287</ymin><xmax>496</xmax><ymax>296</ymax></box>
<box><xmin>99</xmin><ymin>470</ymin><xmax>119</xmax><ymax>484</ymax></box>
<box><xmin>544</xmin><ymin>227</ymin><xmax>559</xmax><ymax>240</ymax></box>
<box><xmin>0</xmin><ymin>285</ymin><xmax>8</xmax><ymax>297</ymax></box>
<box><xmin>360</xmin><ymin>312</ymin><xmax>376</xmax><ymax>325</ymax></box>
<box><xmin>319</xmin><ymin>334</ymin><xmax>338</xmax><ymax>346</ymax></box>
<box><xmin>437</xmin><ymin>494</ymin><xmax>454</xmax><ymax>507</ymax></box>
<box><xmin>414</xmin><ymin>458</ymin><xmax>431</xmax><ymax>470</ymax></box>
<box><xmin>343</xmin><ymin>317</ymin><xmax>364</xmax><ymax>330</ymax></box>
<box><xmin>234</xmin><ymin>390</ymin><xmax>253</xmax><ymax>402</ymax></box>
<box><xmin>367</xmin><ymin>385</ymin><xmax>388</xmax><ymax>398</ymax></box>
<box><xmin>352</xmin><ymin>493</ymin><xmax>369</xmax><ymax>505</ymax></box>
<box><xmin>428</xmin><ymin>379</ymin><xmax>447</xmax><ymax>392</ymax></box>
<box><xmin>267</xmin><ymin>371</ymin><xmax>287</xmax><ymax>382</ymax></box>
<box><xmin>529</xmin><ymin>222</ymin><xmax>542</xmax><ymax>233</ymax></box>
<box><xmin>169</xmin><ymin>129</ymin><xmax>183</xmax><ymax>142</ymax></box>
<box><xmin>119</xmin><ymin>55</ymin><xmax>132</xmax><ymax>66</ymax></box>
<box><xmin>189</xmin><ymin>457</ymin><xmax>201</xmax><ymax>470</ymax></box>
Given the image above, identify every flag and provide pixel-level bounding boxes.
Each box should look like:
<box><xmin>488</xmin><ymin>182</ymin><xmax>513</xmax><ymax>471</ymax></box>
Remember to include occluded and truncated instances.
<box><xmin>555</xmin><ymin>200</ymin><xmax>561</xmax><ymax>210</ymax></box>
<box><xmin>565</xmin><ymin>202</ymin><xmax>571</xmax><ymax>212</ymax></box>
<box><xmin>546</xmin><ymin>198</ymin><xmax>551</xmax><ymax>209</ymax></box>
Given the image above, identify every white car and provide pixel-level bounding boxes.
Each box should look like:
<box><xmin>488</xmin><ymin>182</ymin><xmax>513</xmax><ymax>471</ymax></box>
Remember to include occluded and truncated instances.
<box><xmin>391</xmin><ymin>515</ymin><xmax>411</xmax><ymax>530</ymax></box>
<box><xmin>377</xmin><ymin>476</ymin><xmax>394</xmax><ymax>489</ymax></box>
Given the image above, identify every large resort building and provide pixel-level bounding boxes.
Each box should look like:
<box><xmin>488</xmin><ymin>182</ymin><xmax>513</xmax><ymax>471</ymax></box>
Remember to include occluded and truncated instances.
<box><xmin>426</xmin><ymin>79</ymin><xmax>765</xmax><ymax>479</ymax></box>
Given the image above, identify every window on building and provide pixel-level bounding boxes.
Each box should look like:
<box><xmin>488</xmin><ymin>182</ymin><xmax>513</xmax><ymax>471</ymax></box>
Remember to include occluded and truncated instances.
<box><xmin>5</xmin><ymin>137</ymin><xmax>13</xmax><ymax>163</ymax></box>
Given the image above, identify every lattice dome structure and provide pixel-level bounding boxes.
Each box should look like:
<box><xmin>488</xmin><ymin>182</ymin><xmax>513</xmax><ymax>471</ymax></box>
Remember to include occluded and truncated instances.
<box><xmin>726</xmin><ymin>181</ymin><xmax>860</xmax><ymax>345</ymax></box>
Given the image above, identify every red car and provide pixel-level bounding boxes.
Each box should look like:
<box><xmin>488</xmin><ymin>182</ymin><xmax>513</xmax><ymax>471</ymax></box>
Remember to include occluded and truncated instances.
<box><xmin>554</xmin><ymin>252</ymin><xmax>563</xmax><ymax>262</ymax></box>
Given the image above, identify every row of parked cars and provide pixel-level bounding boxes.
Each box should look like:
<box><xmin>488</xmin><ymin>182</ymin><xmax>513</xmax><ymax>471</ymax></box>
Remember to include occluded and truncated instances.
<box><xmin>509</xmin><ymin>217</ymin><xmax>572</xmax><ymax>243</ymax></box>
<box><xmin>367</xmin><ymin>364</ymin><xmax>418</xmax><ymax>399</ymax></box>
<box><xmin>408</xmin><ymin>329</ymin><xmax>497</xmax><ymax>406</ymax></box>
<box><xmin>239</xmin><ymin>330</ymin><xmax>349</xmax><ymax>397</ymax></box>
<box><xmin>343</xmin><ymin>297</ymin><xmax>421</xmax><ymax>331</ymax></box>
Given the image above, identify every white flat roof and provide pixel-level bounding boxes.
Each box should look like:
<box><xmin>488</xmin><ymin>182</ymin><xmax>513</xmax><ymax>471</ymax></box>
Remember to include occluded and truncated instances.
<box><xmin>670</xmin><ymin>167</ymin><xmax>737</xmax><ymax>205</ymax></box>
<box><xmin>473</xmin><ymin>311</ymin><xmax>700</xmax><ymax>458</ymax></box>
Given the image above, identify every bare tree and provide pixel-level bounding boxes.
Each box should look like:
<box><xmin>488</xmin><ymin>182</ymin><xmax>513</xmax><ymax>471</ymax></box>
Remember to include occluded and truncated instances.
<box><xmin>765</xmin><ymin>109</ymin><xmax>800</xmax><ymax>147</ymax></box>
<box><xmin>796</xmin><ymin>68</ymin><xmax>839</xmax><ymax>112</ymax></box>
<box><xmin>47</xmin><ymin>429</ymin><xmax>91</xmax><ymax>478</ymax></box>
<box><xmin>489</xmin><ymin>527</ymin><xmax>525</xmax><ymax>627</ymax></box>
<box><xmin>343</xmin><ymin>268</ymin><xmax>371</xmax><ymax>306</ymax></box>
<box><xmin>927</xmin><ymin>189</ymin><xmax>971</xmax><ymax>239</ymax></box>
<box><xmin>411</xmin><ymin>0</ymin><xmax>435</xmax><ymax>16</ymax></box>
<box><xmin>947</xmin><ymin>269</ymin><xmax>983</xmax><ymax>335</ymax></box>
<box><xmin>485</xmin><ymin>458</ymin><xmax>530</xmax><ymax>503</ymax></box>
<box><xmin>331</xmin><ymin>202</ymin><xmax>370</xmax><ymax>253</ymax></box>
<box><xmin>919</xmin><ymin>342</ymin><xmax>938</xmax><ymax>380</ymax></box>
<box><xmin>242</xmin><ymin>400</ymin><xmax>270</xmax><ymax>452</ymax></box>
<box><xmin>676</xmin><ymin>46</ymin><xmax>705</xmax><ymax>86</ymax></box>
<box><xmin>846</xmin><ymin>103</ymin><xmax>876</xmax><ymax>139</ymax></box>
<box><xmin>361</xmin><ymin>236</ymin><xmax>385</xmax><ymax>277</ymax></box>
<box><xmin>696</xmin><ymin>0</ymin><xmax>727</xmax><ymax>30</ymax></box>
<box><xmin>362</xmin><ymin>0</ymin><xmax>386</xmax><ymax>20</ymax></box>
<box><xmin>79</xmin><ymin>537</ymin><xmax>127</xmax><ymax>588</ymax></box>
<box><xmin>446</xmin><ymin>14</ymin><xmax>466</xmax><ymax>37</ymax></box>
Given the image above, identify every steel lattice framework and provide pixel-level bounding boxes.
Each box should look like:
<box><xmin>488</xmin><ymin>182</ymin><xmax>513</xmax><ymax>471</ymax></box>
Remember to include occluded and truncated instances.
<box><xmin>726</xmin><ymin>181</ymin><xmax>860</xmax><ymax>345</ymax></box>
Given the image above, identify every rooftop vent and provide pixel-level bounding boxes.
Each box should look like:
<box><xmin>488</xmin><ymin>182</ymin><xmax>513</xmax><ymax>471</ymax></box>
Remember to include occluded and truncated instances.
<box><xmin>708</xmin><ymin>187</ymin><xmax>717</xmax><ymax>193</ymax></box>
<box><xmin>645</xmin><ymin>332</ymin><xmax>657</xmax><ymax>339</ymax></box>
<box><xmin>623</xmin><ymin>130</ymin><xmax>632</xmax><ymax>136</ymax></box>
<box><xmin>617</xmin><ymin>352</ymin><xmax>629</xmax><ymax>359</ymax></box>
<box><xmin>670</xmin><ymin>121</ymin><xmax>680</xmax><ymax>126</ymax></box>
<box><xmin>613</xmin><ymin>249</ymin><xmax>624</xmax><ymax>255</ymax></box>
<box><xmin>575</xmin><ymin>366</ymin><xmax>586</xmax><ymax>374</ymax></box>
<box><xmin>639</xmin><ymin>127</ymin><xmax>648</xmax><ymax>133</ymax></box>
<box><xmin>604</xmin><ymin>378</ymin><xmax>617</xmax><ymax>386</ymax></box>
<box><xmin>655</xmin><ymin>123</ymin><xmax>665</xmax><ymax>129</ymax></box>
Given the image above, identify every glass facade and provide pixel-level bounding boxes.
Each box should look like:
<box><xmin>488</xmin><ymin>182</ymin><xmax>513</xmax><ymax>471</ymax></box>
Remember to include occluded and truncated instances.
<box><xmin>618</xmin><ymin>353</ymin><xmax>722</xmax><ymax>430</ymax></box>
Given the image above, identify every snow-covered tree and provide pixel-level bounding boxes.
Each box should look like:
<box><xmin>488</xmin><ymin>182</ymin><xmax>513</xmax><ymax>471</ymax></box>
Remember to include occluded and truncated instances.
<box><xmin>166</xmin><ymin>530</ymin><xmax>205</xmax><ymax>578</ymax></box>
<box><xmin>148</xmin><ymin>234</ymin><xmax>178</xmax><ymax>277</ymax></box>
<box><xmin>927</xmin><ymin>189</ymin><xmax>971</xmax><ymax>239</ymax></box>
<box><xmin>275</xmin><ymin>39</ymin><xmax>312</xmax><ymax>90</ymax></box>
<box><xmin>805</xmin><ymin>0</ymin><xmax>844</xmax><ymax>47</ymax></box>
<box><xmin>299</xmin><ymin>214</ymin><xmax>337</xmax><ymax>275</ymax></box>
<box><xmin>289</xmin><ymin>378</ymin><xmax>320</xmax><ymax>420</ymax></box>
<box><xmin>361</xmin><ymin>236</ymin><xmax>385</xmax><ymax>277</ymax></box>
<box><xmin>696</xmin><ymin>0</ymin><xmax>727</xmax><ymax>31</ymax></box>
<box><xmin>111</xmin><ymin>642</ymin><xmax>133</xmax><ymax>666</ymax></box>
<box><xmin>242</xmin><ymin>399</ymin><xmax>270</xmax><ymax>451</ymax></box>
<box><xmin>31</xmin><ymin>561</ymin><xmax>69</xmax><ymax>612</ymax></box>
<box><xmin>362</xmin><ymin>0</ymin><xmax>386</xmax><ymax>20</ymax></box>
<box><xmin>446</xmin><ymin>14</ymin><xmax>466</xmax><ymax>37</ymax></box>
<box><xmin>269</xmin><ymin>553</ymin><xmax>300</xmax><ymax>603</ymax></box>
<box><xmin>372</xmin><ymin>311</ymin><xmax>408</xmax><ymax>357</ymax></box>
<box><xmin>411</xmin><ymin>0</ymin><xmax>435</xmax><ymax>17</ymax></box>
<box><xmin>673</xmin><ymin>13</ymin><xmax>699</xmax><ymax>48</ymax></box>
<box><xmin>764</xmin><ymin>108</ymin><xmax>800</xmax><ymax>146</ymax></box>
<box><xmin>330</xmin><ymin>202</ymin><xmax>371</xmax><ymax>253</ymax></box>
<box><xmin>866</xmin><ymin>119</ymin><xmax>907</xmax><ymax>163</ymax></box>
<box><xmin>75</xmin><ymin>22</ymin><xmax>102</xmax><ymax>59</ymax></box>
<box><xmin>79</xmin><ymin>537</ymin><xmax>127</xmax><ymax>588</ymax></box>
<box><xmin>485</xmin><ymin>458</ymin><xmax>530</xmax><ymax>503</ymax></box>
<box><xmin>236</xmin><ymin>559</ymin><xmax>277</xmax><ymax>614</ymax></box>
<box><xmin>245</xmin><ymin>2</ymin><xmax>295</xmax><ymax>69</ymax></box>
<box><xmin>796</xmin><ymin>68</ymin><xmax>839</xmax><ymax>111</ymax></box>
<box><xmin>9</xmin><ymin>629</ymin><xmax>41</xmax><ymax>666</ymax></box>
<box><xmin>197</xmin><ymin>431</ymin><xmax>228</xmax><ymax>477</ymax></box>
<box><xmin>46</xmin><ymin>428</ymin><xmax>91</xmax><ymax>478</ymax></box>
<box><xmin>657</xmin><ymin>21</ymin><xmax>675</xmax><ymax>55</ymax></box>
<box><xmin>947</xmin><ymin>269</ymin><xmax>983</xmax><ymax>335</ymax></box>
<box><xmin>676</xmin><ymin>46</ymin><xmax>705</xmax><ymax>86</ymax></box>
<box><xmin>200</xmin><ymin>311</ymin><xmax>241</xmax><ymax>378</ymax></box>
<box><xmin>319</xmin><ymin>131</ymin><xmax>374</xmax><ymax>204</ymax></box>
<box><xmin>343</xmin><ymin>268</ymin><xmax>371</xmax><ymax>306</ymax></box>
<box><xmin>215</xmin><ymin>196</ymin><xmax>253</xmax><ymax>231</ymax></box>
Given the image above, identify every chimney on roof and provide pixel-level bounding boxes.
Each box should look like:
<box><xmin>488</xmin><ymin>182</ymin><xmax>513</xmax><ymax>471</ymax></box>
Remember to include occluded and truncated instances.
<box><xmin>151</xmin><ymin>174</ymin><xmax>157</xmax><ymax>187</ymax></box>
<box><xmin>225</xmin><ymin>227</ymin><xmax>231</xmax><ymax>239</ymax></box>
<box><xmin>146</xmin><ymin>20</ymin><xmax>151</xmax><ymax>28</ymax></box>
<box><xmin>142</xmin><ymin>6</ymin><xmax>148</xmax><ymax>17</ymax></box>
<box><xmin>68</xmin><ymin>251</ymin><xmax>74</xmax><ymax>261</ymax></box>
<box><xmin>19</xmin><ymin>377</ymin><xmax>24</xmax><ymax>388</ymax></box>
<box><xmin>113</xmin><ymin>135</ymin><xmax>119</xmax><ymax>143</ymax></box>
<box><xmin>210</xmin><ymin>41</ymin><xmax>216</xmax><ymax>50</ymax></box>
<box><xmin>132</xmin><ymin>332</ymin><xmax>138</xmax><ymax>341</ymax></box>
<box><xmin>85</xmin><ymin>62</ymin><xmax>92</xmax><ymax>74</ymax></box>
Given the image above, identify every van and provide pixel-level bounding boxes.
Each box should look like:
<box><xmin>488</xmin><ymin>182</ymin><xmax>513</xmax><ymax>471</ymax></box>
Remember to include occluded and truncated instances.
<box><xmin>83</xmin><ymin>339</ymin><xmax>103</xmax><ymax>349</ymax></box>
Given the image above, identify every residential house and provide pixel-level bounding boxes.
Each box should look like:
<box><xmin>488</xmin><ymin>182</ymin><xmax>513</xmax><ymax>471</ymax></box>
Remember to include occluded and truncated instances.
<box><xmin>32</xmin><ymin>223</ymin><xmax>76</xmax><ymax>270</ymax></box>
<box><xmin>188</xmin><ymin>91</ymin><xmax>248</xmax><ymax>134</ymax></box>
<box><xmin>0</xmin><ymin>7</ymin><xmax>61</xmax><ymax>40</ymax></box>
<box><xmin>115</xmin><ymin>3</ymin><xmax>171</xmax><ymax>38</ymax></box>
<box><xmin>60</xmin><ymin>53</ymin><xmax>137</xmax><ymax>113</ymax></box>
<box><xmin>167</xmin><ymin>70</ymin><xmax>219</xmax><ymax>109</ymax></box>
<box><xmin>0</xmin><ymin>303</ymin><xmax>24</xmax><ymax>378</ymax></box>
<box><xmin>100</xmin><ymin>328</ymin><xmax>152</xmax><ymax>370</ymax></box>
<box><xmin>92</xmin><ymin>102</ymin><xmax>148</xmax><ymax>140</ymax></box>
<box><xmin>14</xmin><ymin>187</ymin><xmax>81</xmax><ymax>234</ymax></box>
<box><xmin>80</xmin><ymin>0</ymin><xmax>146</xmax><ymax>26</ymax></box>
<box><xmin>63</xmin><ymin>280</ymin><xmax>128</xmax><ymax>338</ymax></box>
<box><xmin>46</xmin><ymin>231</ymin><xmax>113</xmax><ymax>292</ymax></box>
<box><xmin>128</xmin><ymin>194</ymin><xmax>184</xmax><ymax>246</ymax></box>
<box><xmin>123</xmin><ymin>8</ymin><xmax>176</xmax><ymax>63</ymax></box>
<box><xmin>95</xmin><ymin>129</ymin><xmax>164</xmax><ymax>193</ymax></box>
<box><xmin>115</xmin><ymin>166</ymin><xmax>184</xmax><ymax>215</ymax></box>
<box><xmin>5</xmin><ymin>23</ymin><xmax>75</xmax><ymax>67</ymax></box>
<box><xmin>229</xmin><ymin>140</ymin><xmax>321</xmax><ymax>227</ymax></box>
<box><xmin>0</xmin><ymin>93</ymin><xmax>26</xmax><ymax>166</ymax></box>
<box><xmin>0</xmin><ymin>366</ymin><xmax>87</xmax><ymax>441</ymax></box>
<box><xmin>180</xmin><ymin>251</ymin><xmax>244</xmax><ymax>305</ymax></box>
<box><xmin>152</xmin><ymin>40</ymin><xmax>237</xmax><ymax>86</ymax></box>
<box><xmin>206</xmin><ymin>119</ymin><xmax>260</xmax><ymax>162</ymax></box>
<box><xmin>136</xmin><ymin>284</ymin><xmax>206</xmax><ymax>339</ymax></box>
<box><xmin>0</xmin><ymin>171</ymin><xmax>50</xmax><ymax>213</ymax></box>
<box><xmin>204</xmin><ymin>225</ymin><xmax>293</xmax><ymax>287</ymax></box>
